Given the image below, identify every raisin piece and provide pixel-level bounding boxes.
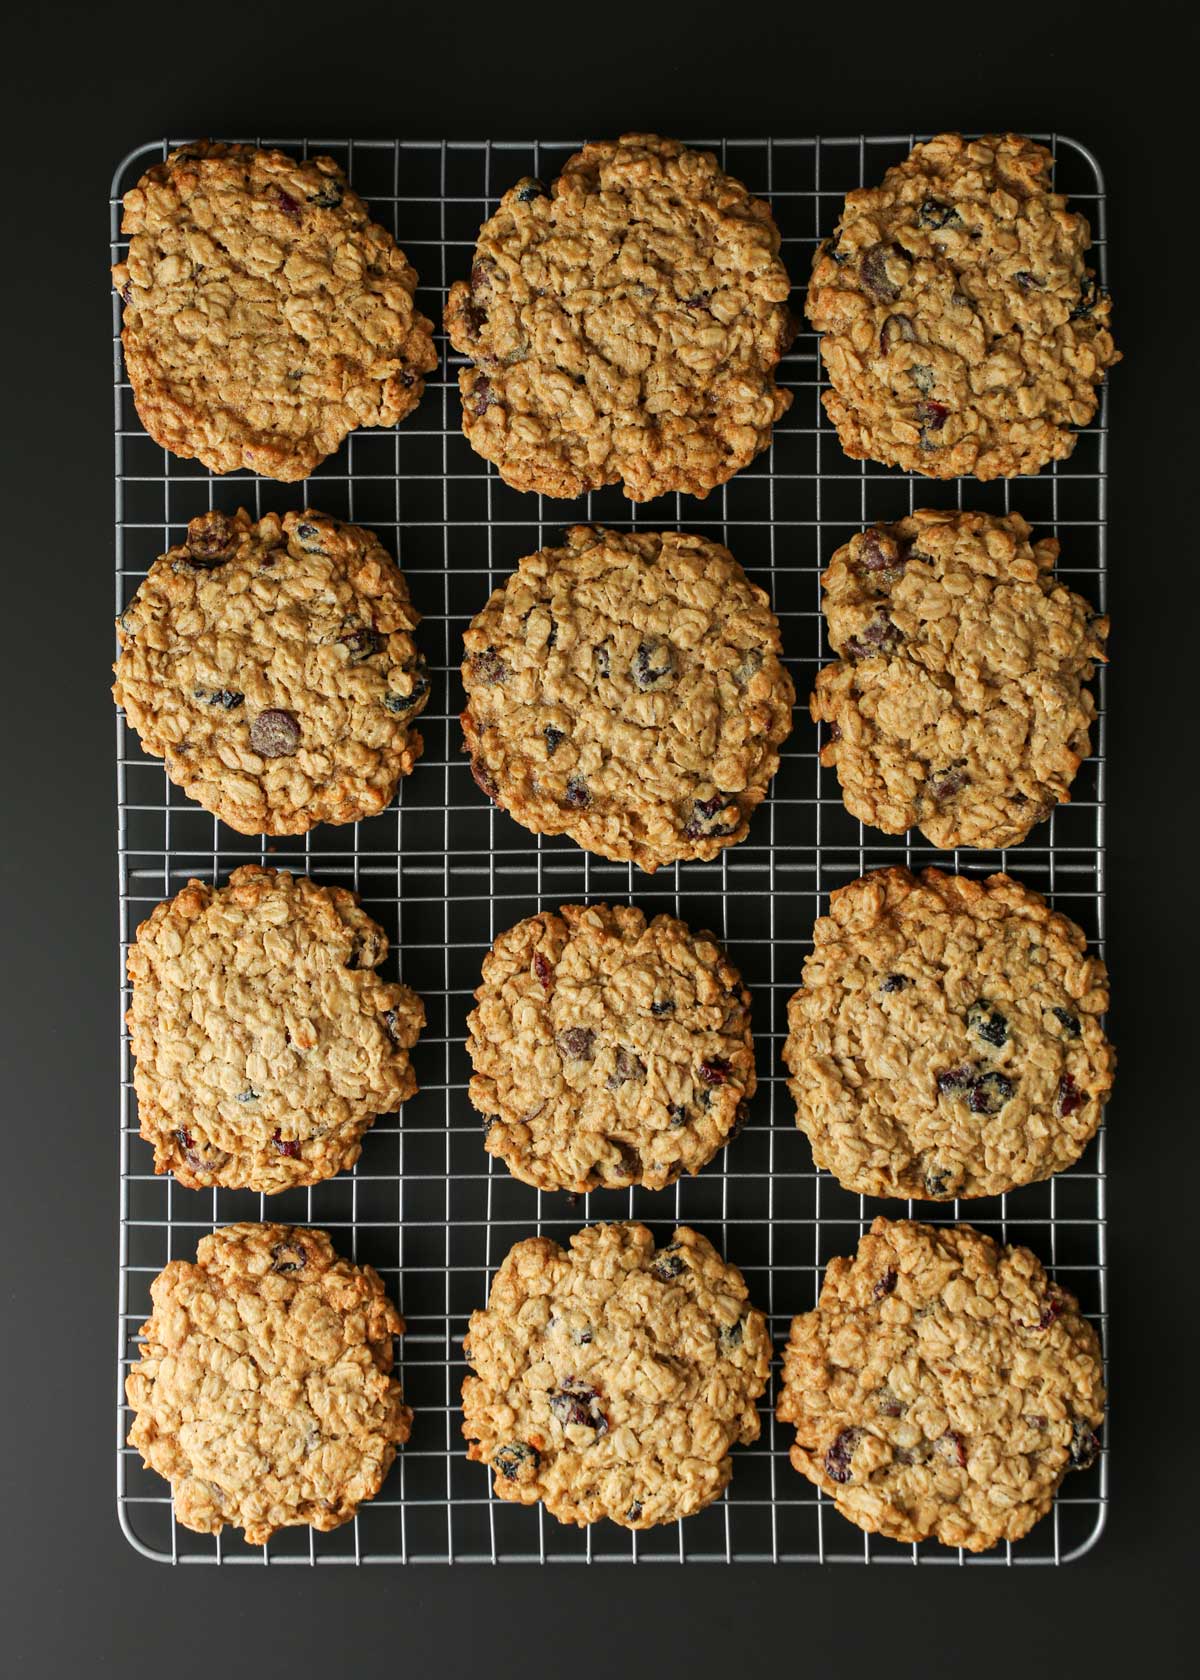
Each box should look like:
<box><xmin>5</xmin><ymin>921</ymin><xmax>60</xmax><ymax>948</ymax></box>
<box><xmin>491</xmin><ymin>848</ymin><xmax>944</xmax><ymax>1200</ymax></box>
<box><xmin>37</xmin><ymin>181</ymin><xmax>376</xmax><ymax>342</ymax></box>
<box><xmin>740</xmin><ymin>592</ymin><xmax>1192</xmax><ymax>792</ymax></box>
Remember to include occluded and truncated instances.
<box><xmin>1053</xmin><ymin>1007</ymin><xmax>1081</xmax><ymax>1037</ymax></box>
<box><xmin>341</xmin><ymin>626</ymin><xmax>384</xmax><ymax>661</ymax></box>
<box><xmin>632</xmin><ymin>639</ymin><xmax>673</xmax><ymax>689</ymax></box>
<box><xmin>923</xmin><ymin>1164</ymin><xmax>951</xmax><ymax>1198</ymax></box>
<box><xmin>470</xmin><ymin>647</ymin><xmax>507</xmax><ymax>685</ymax></box>
<box><xmin>860</xmin><ymin>243</ymin><xmax>900</xmax><ymax>301</ymax></box>
<box><xmin>307</xmin><ymin>180</ymin><xmax>343</xmax><ymax>208</ymax></box>
<box><xmin>469</xmin><ymin>375</ymin><xmax>495</xmax><ymax>416</ymax></box>
<box><xmin>470</xmin><ymin>757</ymin><xmax>498</xmax><ymax>799</ymax></box>
<box><xmin>293</xmin><ymin>522</ymin><xmax>325</xmax><ymax>552</ymax></box>
<box><xmin>250</xmin><ymin>709</ymin><xmax>300</xmax><ymax>758</ymax></box>
<box><xmin>548</xmin><ymin>1379</ymin><xmax>607</xmax><ymax>1433</ymax></box>
<box><xmin>493</xmin><ymin>1442</ymin><xmax>540</xmax><ymax>1481</ymax></box>
<box><xmin>626</xmin><ymin>1500</ymin><xmax>644</xmax><ymax>1522</ymax></box>
<box><xmin>880</xmin><ymin>974</ymin><xmax>908</xmax><ymax>994</ymax></box>
<box><xmin>916</xmin><ymin>399</ymin><xmax>949</xmax><ymax>431</ymax></box>
<box><xmin>873</xmin><ymin>1268</ymin><xmax>898</xmax><ymax>1301</ymax></box>
<box><xmin>543</xmin><ymin>725</ymin><xmax>565</xmax><ymax>756</ymax></box>
<box><xmin>685</xmin><ymin>793</ymin><xmax>737</xmax><ymax>838</ymax></box>
<box><xmin>650</xmin><ymin>999</ymin><xmax>675</xmax><ymax>1016</ymax></box>
<box><xmin>857</xmin><ymin>531</ymin><xmax>902</xmax><ymax>575</ymax></box>
<box><xmin>668</xmin><ymin>1105</ymin><xmax>688</xmax><ymax>1129</ymax></box>
<box><xmin>969</xmin><ymin>1072</ymin><xmax>1014</xmax><ymax>1115</ymax></box>
<box><xmin>384</xmin><ymin>675</ymin><xmax>429</xmax><ymax>714</ymax></box>
<box><xmin>1015</xmin><ymin>270</ymin><xmax>1043</xmax><ymax>291</ymax></box>
<box><xmin>824</xmin><ymin>1428</ymin><xmax>860</xmax><ymax>1484</ymax></box>
<box><xmin>271</xmin><ymin>1130</ymin><xmax>301</xmax><ymax>1159</ymax></box>
<box><xmin>514</xmin><ymin>177</ymin><xmax>548</xmax><ymax>202</ymax></box>
<box><xmin>917</xmin><ymin>198</ymin><xmax>961</xmax><ymax>230</ymax></box>
<box><xmin>557</xmin><ymin>1027</ymin><xmax>595</xmax><ymax>1060</ymax></box>
<box><xmin>845</xmin><ymin>616</ymin><xmax>902</xmax><ymax>661</ymax></box>
<box><xmin>1057</xmin><ymin>1074</ymin><xmax>1085</xmax><ymax>1117</ymax></box>
<box><xmin>652</xmin><ymin>1247</ymin><xmax>685</xmax><ymax>1281</ymax></box>
<box><xmin>382</xmin><ymin>1009</ymin><xmax>410</xmax><ymax>1047</ymax></box>
<box><xmin>183</xmin><ymin>511</ymin><xmax>237</xmax><ymax>567</ymax></box>
<box><xmin>718</xmin><ymin>1318</ymin><xmax>745</xmax><ymax>1355</ymax></box>
<box><xmin>880</xmin><ymin>314</ymin><xmax>916</xmax><ymax>352</ymax></box>
<box><xmin>966</xmin><ymin>1000</ymin><xmax>1009</xmax><ymax>1049</ymax></box>
<box><xmin>936</xmin><ymin>1065</ymin><xmax>973</xmax><ymax>1097</ymax></box>
<box><xmin>606</xmin><ymin>1047</ymin><xmax>645</xmax><ymax>1089</ymax></box>
<box><xmin>270</xmin><ymin>1241</ymin><xmax>307</xmax><ymax>1273</ymax></box>
<box><xmin>192</xmin><ymin>686</ymin><xmax>244</xmax><ymax>709</ymax></box>
<box><xmin>1070</xmin><ymin>276</ymin><xmax>1103</xmax><ymax>321</ymax></box>
<box><xmin>929</xmin><ymin>762</ymin><xmax>968</xmax><ymax>802</ymax></box>
<box><xmin>565</xmin><ymin>775</ymin><xmax>590</xmax><ymax>808</ymax></box>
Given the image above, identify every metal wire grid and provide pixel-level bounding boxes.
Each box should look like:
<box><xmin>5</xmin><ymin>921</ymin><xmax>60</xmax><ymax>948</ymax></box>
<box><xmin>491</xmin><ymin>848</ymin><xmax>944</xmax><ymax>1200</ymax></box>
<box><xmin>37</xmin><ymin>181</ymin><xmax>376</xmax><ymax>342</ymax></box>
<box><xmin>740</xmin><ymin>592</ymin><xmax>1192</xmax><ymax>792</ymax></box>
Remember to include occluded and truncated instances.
<box><xmin>112</xmin><ymin>133</ymin><xmax>1111</xmax><ymax>1565</ymax></box>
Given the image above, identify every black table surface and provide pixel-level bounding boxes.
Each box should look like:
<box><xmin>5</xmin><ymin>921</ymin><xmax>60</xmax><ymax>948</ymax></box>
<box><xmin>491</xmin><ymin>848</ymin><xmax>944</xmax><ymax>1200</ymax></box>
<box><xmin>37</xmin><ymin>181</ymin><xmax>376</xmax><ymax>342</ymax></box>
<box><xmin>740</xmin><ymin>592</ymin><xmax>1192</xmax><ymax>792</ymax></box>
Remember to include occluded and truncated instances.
<box><xmin>3</xmin><ymin>3</ymin><xmax>1197</xmax><ymax>1675</ymax></box>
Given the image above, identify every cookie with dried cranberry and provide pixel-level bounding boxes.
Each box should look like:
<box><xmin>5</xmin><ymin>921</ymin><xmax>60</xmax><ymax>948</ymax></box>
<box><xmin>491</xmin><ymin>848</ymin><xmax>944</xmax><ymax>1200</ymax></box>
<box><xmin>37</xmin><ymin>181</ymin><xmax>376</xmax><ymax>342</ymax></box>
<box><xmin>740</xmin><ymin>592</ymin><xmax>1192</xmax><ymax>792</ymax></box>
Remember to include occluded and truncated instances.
<box><xmin>126</xmin><ymin>866</ymin><xmax>423</xmax><ymax>1193</ymax></box>
<box><xmin>806</xmin><ymin>133</ymin><xmax>1119</xmax><ymax>479</ymax></box>
<box><xmin>782</xmin><ymin>867</ymin><xmax>1114</xmax><ymax>1200</ymax></box>
<box><xmin>113</xmin><ymin>508</ymin><xmax>430</xmax><ymax>836</ymax></box>
<box><xmin>777</xmin><ymin>1217</ymin><xmax>1104</xmax><ymax>1552</ymax></box>
<box><xmin>467</xmin><ymin>903</ymin><xmax>754</xmax><ymax>1192</ymax></box>
<box><xmin>126</xmin><ymin>1223</ymin><xmax>412</xmax><ymax>1545</ymax></box>
<box><xmin>462</xmin><ymin>1222</ymin><xmax>771</xmax><ymax>1528</ymax></box>
<box><xmin>444</xmin><ymin>134</ymin><xmax>794</xmax><ymax>501</ymax></box>
<box><xmin>812</xmin><ymin>508</ymin><xmax>1107</xmax><ymax>850</ymax></box>
<box><xmin>112</xmin><ymin>141</ymin><xmax>437</xmax><ymax>480</ymax></box>
<box><xmin>461</xmin><ymin>526</ymin><xmax>794</xmax><ymax>871</ymax></box>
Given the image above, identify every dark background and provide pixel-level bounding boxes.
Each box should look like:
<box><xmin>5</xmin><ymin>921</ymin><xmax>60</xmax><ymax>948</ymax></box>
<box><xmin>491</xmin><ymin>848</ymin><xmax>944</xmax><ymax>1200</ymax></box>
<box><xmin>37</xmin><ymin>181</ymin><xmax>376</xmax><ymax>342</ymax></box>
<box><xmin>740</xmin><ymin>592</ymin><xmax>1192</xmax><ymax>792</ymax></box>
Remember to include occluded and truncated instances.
<box><xmin>2</xmin><ymin>2</ymin><xmax>1196</xmax><ymax>1675</ymax></box>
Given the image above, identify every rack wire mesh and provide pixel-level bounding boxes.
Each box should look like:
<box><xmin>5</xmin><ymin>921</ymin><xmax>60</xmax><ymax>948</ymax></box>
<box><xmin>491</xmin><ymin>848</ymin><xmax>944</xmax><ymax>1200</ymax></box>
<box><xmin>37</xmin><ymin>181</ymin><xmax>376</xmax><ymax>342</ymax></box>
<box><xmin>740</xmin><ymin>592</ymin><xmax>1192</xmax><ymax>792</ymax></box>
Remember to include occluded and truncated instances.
<box><xmin>112</xmin><ymin>133</ymin><xmax>1110</xmax><ymax>1565</ymax></box>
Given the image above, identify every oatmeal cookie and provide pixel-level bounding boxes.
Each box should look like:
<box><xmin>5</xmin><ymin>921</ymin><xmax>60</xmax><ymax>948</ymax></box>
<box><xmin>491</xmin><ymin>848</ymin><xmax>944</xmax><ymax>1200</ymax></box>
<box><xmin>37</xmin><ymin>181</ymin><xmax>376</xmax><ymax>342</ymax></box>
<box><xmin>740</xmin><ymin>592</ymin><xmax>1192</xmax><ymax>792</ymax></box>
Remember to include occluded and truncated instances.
<box><xmin>462</xmin><ymin>1222</ymin><xmax>771</xmax><ymax>1527</ymax></box>
<box><xmin>112</xmin><ymin>141</ymin><xmax>437</xmax><ymax>480</ymax></box>
<box><xmin>777</xmin><ymin>1217</ymin><xmax>1105</xmax><ymax>1551</ymax></box>
<box><xmin>806</xmin><ymin>133</ymin><xmax>1119</xmax><ymax>478</ymax></box>
<box><xmin>444</xmin><ymin>134</ymin><xmax>794</xmax><ymax>501</ymax></box>
<box><xmin>127</xmin><ymin>866</ymin><xmax>423</xmax><ymax>1192</ymax></box>
<box><xmin>467</xmin><ymin>904</ymin><xmax>754</xmax><ymax>1192</ymax></box>
<box><xmin>811</xmin><ymin>508</ymin><xmax>1107</xmax><ymax>850</ymax></box>
<box><xmin>126</xmin><ymin>1223</ymin><xmax>412</xmax><ymax>1545</ymax></box>
<box><xmin>783</xmin><ymin>868</ymin><xmax>1113</xmax><ymax>1200</ymax></box>
<box><xmin>461</xmin><ymin>526</ymin><xmax>794</xmax><ymax>870</ymax></box>
<box><xmin>113</xmin><ymin>508</ymin><xmax>430</xmax><ymax>836</ymax></box>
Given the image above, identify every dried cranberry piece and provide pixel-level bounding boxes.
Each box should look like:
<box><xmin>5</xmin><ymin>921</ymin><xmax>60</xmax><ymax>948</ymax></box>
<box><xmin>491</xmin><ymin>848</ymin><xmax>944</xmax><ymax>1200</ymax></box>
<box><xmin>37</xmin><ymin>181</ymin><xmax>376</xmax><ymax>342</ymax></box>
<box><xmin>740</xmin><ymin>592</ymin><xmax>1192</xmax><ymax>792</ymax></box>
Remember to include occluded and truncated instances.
<box><xmin>469</xmin><ymin>375</ymin><xmax>495</xmax><ymax>416</ymax></box>
<box><xmin>1037</xmin><ymin>1293</ymin><xmax>1063</xmax><ymax>1331</ymax></box>
<box><xmin>1057</xmin><ymin>1074</ymin><xmax>1085</xmax><ymax>1117</ymax></box>
<box><xmin>824</xmin><ymin>1428</ymin><xmax>860</xmax><ymax>1484</ymax></box>
<box><xmin>557</xmin><ymin>1027</ymin><xmax>595</xmax><ymax>1060</ymax></box>
<box><xmin>845</xmin><ymin>616</ymin><xmax>902</xmax><ymax>661</ymax></box>
<box><xmin>532</xmin><ymin>952</ymin><xmax>553</xmax><ymax>990</ymax></box>
<box><xmin>941</xmin><ymin>1430</ymin><xmax>967</xmax><ymax>1468</ymax></box>
<box><xmin>470</xmin><ymin>647</ymin><xmax>507</xmax><ymax>685</ymax></box>
<box><xmin>565</xmin><ymin>775</ymin><xmax>590</xmax><ymax>808</ymax></box>
<box><xmin>250</xmin><ymin>709</ymin><xmax>300</xmax><ymax>758</ymax></box>
<box><xmin>873</xmin><ymin>1268</ymin><xmax>898</xmax><ymax>1301</ymax></box>
<box><xmin>274</xmin><ymin>188</ymin><xmax>302</xmax><ymax>220</ymax></box>
<box><xmin>969</xmin><ymin>1071</ymin><xmax>1014</xmax><ymax>1115</ymax></box>
<box><xmin>271</xmin><ymin>1130</ymin><xmax>301</xmax><ymax>1159</ymax></box>
<box><xmin>549</xmin><ymin>1379</ymin><xmax>608</xmax><ymax>1433</ymax></box>
<box><xmin>916</xmin><ymin>400</ymin><xmax>949</xmax><ymax>431</ymax></box>
<box><xmin>606</xmin><ymin>1048</ymin><xmax>645</xmax><ymax>1089</ymax></box>
<box><xmin>698</xmin><ymin>1058</ymin><xmax>731</xmax><ymax>1085</ymax></box>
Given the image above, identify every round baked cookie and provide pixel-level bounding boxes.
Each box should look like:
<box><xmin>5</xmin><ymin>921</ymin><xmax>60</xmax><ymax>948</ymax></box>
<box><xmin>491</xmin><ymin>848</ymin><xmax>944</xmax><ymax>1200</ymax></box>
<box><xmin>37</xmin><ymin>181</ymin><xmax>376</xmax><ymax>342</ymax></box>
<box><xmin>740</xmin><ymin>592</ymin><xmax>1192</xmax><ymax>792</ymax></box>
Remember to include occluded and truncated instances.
<box><xmin>113</xmin><ymin>507</ymin><xmax>430</xmax><ymax>836</ymax></box>
<box><xmin>112</xmin><ymin>141</ymin><xmax>437</xmax><ymax>480</ymax></box>
<box><xmin>462</xmin><ymin>1222</ymin><xmax>771</xmax><ymax>1528</ymax></box>
<box><xmin>444</xmin><ymin>134</ymin><xmax>794</xmax><ymax>501</ymax></box>
<box><xmin>467</xmin><ymin>903</ymin><xmax>755</xmax><ymax>1192</ymax></box>
<box><xmin>806</xmin><ymin>133</ymin><xmax>1119</xmax><ymax>479</ymax></box>
<box><xmin>776</xmin><ymin>1216</ymin><xmax>1105</xmax><ymax>1551</ymax></box>
<box><xmin>811</xmin><ymin>508</ymin><xmax>1107</xmax><ymax>850</ymax></box>
<box><xmin>127</xmin><ymin>866</ymin><xmax>424</xmax><ymax>1193</ymax></box>
<box><xmin>126</xmin><ymin>1223</ymin><xmax>412</xmax><ymax>1545</ymax></box>
<box><xmin>461</xmin><ymin>526</ymin><xmax>795</xmax><ymax>871</ymax></box>
<box><xmin>783</xmin><ymin>867</ymin><xmax>1114</xmax><ymax>1200</ymax></box>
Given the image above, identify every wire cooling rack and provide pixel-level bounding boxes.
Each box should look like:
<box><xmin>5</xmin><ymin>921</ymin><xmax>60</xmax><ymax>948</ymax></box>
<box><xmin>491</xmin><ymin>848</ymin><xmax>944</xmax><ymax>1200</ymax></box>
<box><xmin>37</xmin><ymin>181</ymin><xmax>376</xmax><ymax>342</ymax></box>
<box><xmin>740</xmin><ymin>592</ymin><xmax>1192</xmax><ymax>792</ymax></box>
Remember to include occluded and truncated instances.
<box><xmin>112</xmin><ymin>133</ymin><xmax>1111</xmax><ymax>1565</ymax></box>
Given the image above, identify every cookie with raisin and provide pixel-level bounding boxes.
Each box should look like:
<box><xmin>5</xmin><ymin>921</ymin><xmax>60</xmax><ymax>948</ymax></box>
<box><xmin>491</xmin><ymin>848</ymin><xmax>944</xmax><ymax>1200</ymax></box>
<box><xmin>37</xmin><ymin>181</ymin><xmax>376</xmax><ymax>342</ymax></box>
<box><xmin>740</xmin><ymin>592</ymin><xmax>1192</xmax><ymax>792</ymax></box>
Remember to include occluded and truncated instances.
<box><xmin>782</xmin><ymin>867</ymin><xmax>1114</xmax><ymax>1200</ymax></box>
<box><xmin>812</xmin><ymin>508</ymin><xmax>1107</xmax><ymax>850</ymax></box>
<box><xmin>467</xmin><ymin>903</ymin><xmax>754</xmax><ymax>1192</ymax></box>
<box><xmin>461</xmin><ymin>525</ymin><xmax>794</xmax><ymax>871</ymax></box>
<box><xmin>463</xmin><ymin>1222</ymin><xmax>771</xmax><ymax>1528</ymax></box>
<box><xmin>126</xmin><ymin>1224</ymin><xmax>412</xmax><ymax>1545</ymax></box>
<box><xmin>777</xmin><ymin>1217</ymin><xmax>1105</xmax><ymax>1551</ymax></box>
<box><xmin>445</xmin><ymin>134</ymin><xmax>794</xmax><ymax>501</ymax></box>
<box><xmin>806</xmin><ymin>133</ymin><xmax>1119</xmax><ymax>478</ymax></box>
<box><xmin>113</xmin><ymin>142</ymin><xmax>437</xmax><ymax>479</ymax></box>
<box><xmin>114</xmin><ymin>508</ymin><xmax>430</xmax><ymax>836</ymax></box>
<box><xmin>126</xmin><ymin>866</ymin><xmax>423</xmax><ymax>1192</ymax></box>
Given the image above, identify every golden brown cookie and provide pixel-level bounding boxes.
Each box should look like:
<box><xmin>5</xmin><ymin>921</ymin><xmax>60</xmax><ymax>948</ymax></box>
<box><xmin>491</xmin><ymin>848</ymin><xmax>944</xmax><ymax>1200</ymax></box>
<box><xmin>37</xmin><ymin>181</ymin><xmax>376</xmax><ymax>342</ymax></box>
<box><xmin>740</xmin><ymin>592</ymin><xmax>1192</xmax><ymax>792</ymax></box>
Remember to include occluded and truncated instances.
<box><xmin>112</xmin><ymin>141</ymin><xmax>437</xmax><ymax>479</ymax></box>
<box><xmin>461</xmin><ymin>526</ymin><xmax>794</xmax><ymax>871</ymax></box>
<box><xmin>776</xmin><ymin>1217</ymin><xmax>1105</xmax><ymax>1551</ymax></box>
<box><xmin>462</xmin><ymin>1222</ymin><xmax>771</xmax><ymax>1528</ymax></box>
<box><xmin>782</xmin><ymin>868</ymin><xmax>1114</xmax><ymax>1200</ymax></box>
<box><xmin>467</xmin><ymin>904</ymin><xmax>754</xmax><ymax>1192</ymax></box>
<box><xmin>445</xmin><ymin>134</ymin><xmax>794</xmax><ymax>500</ymax></box>
<box><xmin>811</xmin><ymin>509</ymin><xmax>1107</xmax><ymax>849</ymax></box>
<box><xmin>126</xmin><ymin>866</ymin><xmax>423</xmax><ymax>1193</ymax></box>
<box><xmin>113</xmin><ymin>508</ymin><xmax>429</xmax><ymax>836</ymax></box>
<box><xmin>126</xmin><ymin>1224</ymin><xmax>412</xmax><ymax>1545</ymax></box>
<box><xmin>806</xmin><ymin>133</ymin><xmax>1119</xmax><ymax>478</ymax></box>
